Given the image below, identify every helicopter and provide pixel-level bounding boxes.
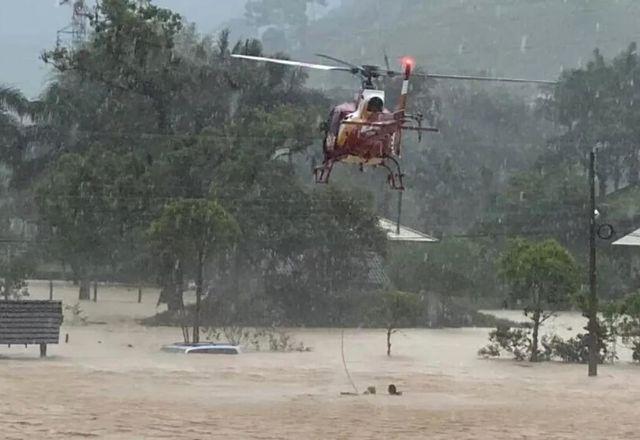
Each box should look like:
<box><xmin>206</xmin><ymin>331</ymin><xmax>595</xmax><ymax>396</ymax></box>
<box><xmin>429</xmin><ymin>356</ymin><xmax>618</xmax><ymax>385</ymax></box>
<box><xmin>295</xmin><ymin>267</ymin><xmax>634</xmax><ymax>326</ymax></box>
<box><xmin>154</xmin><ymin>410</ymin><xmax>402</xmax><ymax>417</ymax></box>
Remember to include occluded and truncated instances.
<box><xmin>231</xmin><ymin>53</ymin><xmax>555</xmax><ymax>190</ymax></box>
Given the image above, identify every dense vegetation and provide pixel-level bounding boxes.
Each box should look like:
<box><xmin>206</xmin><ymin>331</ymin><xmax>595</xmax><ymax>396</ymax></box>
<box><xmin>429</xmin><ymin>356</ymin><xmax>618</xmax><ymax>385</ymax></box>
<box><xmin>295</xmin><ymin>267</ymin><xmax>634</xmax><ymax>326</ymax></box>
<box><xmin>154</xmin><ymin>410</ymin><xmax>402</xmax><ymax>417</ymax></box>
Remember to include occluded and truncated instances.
<box><xmin>1</xmin><ymin>0</ymin><xmax>640</xmax><ymax>331</ymax></box>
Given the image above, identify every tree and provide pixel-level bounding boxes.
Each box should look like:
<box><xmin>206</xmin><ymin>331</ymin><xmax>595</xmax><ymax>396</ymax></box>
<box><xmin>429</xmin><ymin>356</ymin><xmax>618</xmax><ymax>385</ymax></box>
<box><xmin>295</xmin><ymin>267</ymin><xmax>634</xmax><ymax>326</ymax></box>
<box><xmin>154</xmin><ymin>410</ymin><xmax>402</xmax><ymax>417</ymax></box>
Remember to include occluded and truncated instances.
<box><xmin>36</xmin><ymin>147</ymin><xmax>149</xmax><ymax>299</ymax></box>
<box><xmin>0</xmin><ymin>86</ymin><xmax>30</xmax><ymax>169</ymax></box>
<box><xmin>476</xmin><ymin>164</ymin><xmax>588</xmax><ymax>247</ymax></box>
<box><xmin>378</xmin><ymin>291</ymin><xmax>420</xmax><ymax>356</ymax></box>
<box><xmin>147</xmin><ymin>199</ymin><xmax>239</xmax><ymax>343</ymax></box>
<box><xmin>542</xmin><ymin>44</ymin><xmax>640</xmax><ymax>192</ymax></box>
<box><xmin>0</xmin><ymin>253</ymin><xmax>35</xmax><ymax>300</ymax></box>
<box><xmin>256</xmin><ymin>186</ymin><xmax>387</xmax><ymax>325</ymax></box>
<box><xmin>498</xmin><ymin>238</ymin><xmax>580</xmax><ymax>361</ymax></box>
<box><xmin>42</xmin><ymin>0</ymin><xmax>183</xmax><ymax>133</ymax></box>
<box><xmin>388</xmin><ymin>238</ymin><xmax>490</xmax><ymax>298</ymax></box>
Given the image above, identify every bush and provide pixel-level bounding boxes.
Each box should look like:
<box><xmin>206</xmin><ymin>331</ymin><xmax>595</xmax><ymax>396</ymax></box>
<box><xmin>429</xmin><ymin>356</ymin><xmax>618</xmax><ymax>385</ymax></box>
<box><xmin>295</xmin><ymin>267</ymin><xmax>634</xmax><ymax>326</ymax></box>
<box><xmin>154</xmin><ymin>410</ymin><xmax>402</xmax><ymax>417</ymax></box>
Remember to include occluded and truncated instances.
<box><xmin>204</xmin><ymin>326</ymin><xmax>311</xmax><ymax>352</ymax></box>
<box><xmin>471</xmin><ymin>311</ymin><xmax>525</xmax><ymax>329</ymax></box>
<box><xmin>631</xmin><ymin>339</ymin><xmax>640</xmax><ymax>362</ymax></box>
<box><xmin>478</xmin><ymin>325</ymin><xmax>533</xmax><ymax>361</ymax></box>
<box><xmin>479</xmin><ymin>322</ymin><xmax>610</xmax><ymax>363</ymax></box>
<box><xmin>545</xmin><ymin>335</ymin><xmax>588</xmax><ymax>363</ymax></box>
<box><xmin>544</xmin><ymin>326</ymin><xmax>608</xmax><ymax>364</ymax></box>
<box><xmin>63</xmin><ymin>302</ymin><xmax>88</xmax><ymax>325</ymax></box>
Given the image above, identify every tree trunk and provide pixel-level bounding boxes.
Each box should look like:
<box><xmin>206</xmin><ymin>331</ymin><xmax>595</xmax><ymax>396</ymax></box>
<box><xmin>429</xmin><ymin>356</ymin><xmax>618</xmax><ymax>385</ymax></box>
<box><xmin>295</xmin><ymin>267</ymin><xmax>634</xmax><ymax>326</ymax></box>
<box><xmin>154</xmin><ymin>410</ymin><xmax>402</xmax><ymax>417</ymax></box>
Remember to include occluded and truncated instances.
<box><xmin>386</xmin><ymin>327</ymin><xmax>392</xmax><ymax>356</ymax></box>
<box><xmin>158</xmin><ymin>258</ymin><xmax>184</xmax><ymax>312</ymax></box>
<box><xmin>174</xmin><ymin>259</ymin><xmax>184</xmax><ymax>310</ymax></box>
<box><xmin>93</xmin><ymin>280</ymin><xmax>98</xmax><ymax>302</ymax></box>
<box><xmin>159</xmin><ymin>284</ymin><xmax>184</xmax><ymax>311</ymax></box>
<box><xmin>79</xmin><ymin>278</ymin><xmax>90</xmax><ymax>300</ymax></box>
<box><xmin>193</xmin><ymin>251</ymin><xmax>204</xmax><ymax>344</ymax></box>
<box><xmin>530</xmin><ymin>308</ymin><xmax>541</xmax><ymax>362</ymax></box>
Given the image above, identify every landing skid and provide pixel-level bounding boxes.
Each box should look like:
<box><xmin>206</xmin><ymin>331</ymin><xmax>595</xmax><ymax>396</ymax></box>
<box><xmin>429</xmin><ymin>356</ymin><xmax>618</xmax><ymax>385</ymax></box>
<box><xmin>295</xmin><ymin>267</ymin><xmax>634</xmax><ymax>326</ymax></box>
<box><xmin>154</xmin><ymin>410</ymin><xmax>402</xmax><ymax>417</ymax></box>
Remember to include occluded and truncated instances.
<box><xmin>313</xmin><ymin>155</ymin><xmax>404</xmax><ymax>190</ymax></box>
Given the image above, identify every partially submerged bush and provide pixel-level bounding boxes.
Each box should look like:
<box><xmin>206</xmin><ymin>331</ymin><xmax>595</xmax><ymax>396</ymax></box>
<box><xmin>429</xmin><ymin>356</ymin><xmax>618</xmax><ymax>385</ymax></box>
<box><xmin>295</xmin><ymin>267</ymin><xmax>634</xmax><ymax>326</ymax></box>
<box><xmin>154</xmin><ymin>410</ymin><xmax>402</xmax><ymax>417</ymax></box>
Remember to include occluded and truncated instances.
<box><xmin>206</xmin><ymin>326</ymin><xmax>262</xmax><ymax>350</ymax></box>
<box><xmin>613</xmin><ymin>293</ymin><xmax>640</xmax><ymax>363</ymax></box>
<box><xmin>544</xmin><ymin>328</ymin><xmax>608</xmax><ymax>364</ymax></box>
<box><xmin>267</xmin><ymin>328</ymin><xmax>311</xmax><ymax>352</ymax></box>
<box><xmin>478</xmin><ymin>325</ymin><xmax>533</xmax><ymax>361</ymax></box>
<box><xmin>544</xmin><ymin>335</ymin><xmax>589</xmax><ymax>363</ymax></box>
<box><xmin>631</xmin><ymin>339</ymin><xmax>640</xmax><ymax>362</ymax></box>
<box><xmin>479</xmin><ymin>322</ymin><xmax>609</xmax><ymax>363</ymax></box>
<box><xmin>204</xmin><ymin>326</ymin><xmax>311</xmax><ymax>352</ymax></box>
<box><xmin>64</xmin><ymin>302</ymin><xmax>88</xmax><ymax>325</ymax></box>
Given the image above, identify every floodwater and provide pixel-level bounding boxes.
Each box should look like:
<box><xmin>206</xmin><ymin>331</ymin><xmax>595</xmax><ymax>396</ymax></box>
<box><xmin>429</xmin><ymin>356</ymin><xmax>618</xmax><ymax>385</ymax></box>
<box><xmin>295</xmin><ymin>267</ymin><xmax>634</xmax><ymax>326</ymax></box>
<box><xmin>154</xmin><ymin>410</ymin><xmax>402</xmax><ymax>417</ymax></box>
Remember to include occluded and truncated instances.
<box><xmin>1</xmin><ymin>281</ymin><xmax>639</xmax><ymax>439</ymax></box>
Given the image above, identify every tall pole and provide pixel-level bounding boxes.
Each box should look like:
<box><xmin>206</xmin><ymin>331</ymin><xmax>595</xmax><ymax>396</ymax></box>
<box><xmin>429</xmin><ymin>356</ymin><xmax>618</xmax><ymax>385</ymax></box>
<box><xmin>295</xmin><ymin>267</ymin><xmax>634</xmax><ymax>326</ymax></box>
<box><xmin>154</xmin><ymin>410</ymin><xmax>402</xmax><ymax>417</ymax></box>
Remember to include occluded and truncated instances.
<box><xmin>396</xmin><ymin>190</ymin><xmax>403</xmax><ymax>236</ymax></box>
<box><xmin>587</xmin><ymin>149</ymin><xmax>598</xmax><ymax>377</ymax></box>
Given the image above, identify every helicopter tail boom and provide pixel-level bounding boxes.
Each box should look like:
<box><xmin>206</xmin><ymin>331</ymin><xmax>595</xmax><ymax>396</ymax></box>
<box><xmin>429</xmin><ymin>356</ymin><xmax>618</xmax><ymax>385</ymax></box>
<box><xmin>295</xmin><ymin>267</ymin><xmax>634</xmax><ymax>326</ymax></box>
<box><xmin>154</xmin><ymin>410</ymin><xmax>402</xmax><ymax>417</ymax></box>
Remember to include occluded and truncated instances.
<box><xmin>396</xmin><ymin>61</ymin><xmax>412</xmax><ymax>113</ymax></box>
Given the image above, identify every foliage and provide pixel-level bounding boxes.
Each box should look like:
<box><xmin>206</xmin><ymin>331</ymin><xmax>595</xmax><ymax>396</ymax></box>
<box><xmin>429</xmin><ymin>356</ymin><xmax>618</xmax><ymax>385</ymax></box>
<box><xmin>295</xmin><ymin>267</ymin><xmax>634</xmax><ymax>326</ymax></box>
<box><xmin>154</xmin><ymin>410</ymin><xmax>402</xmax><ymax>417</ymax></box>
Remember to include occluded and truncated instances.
<box><xmin>253</xmin><ymin>186</ymin><xmax>387</xmax><ymax>325</ymax></box>
<box><xmin>147</xmin><ymin>199</ymin><xmax>239</xmax><ymax>266</ymax></box>
<box><xmin>498</xmin><ymin>238</ymin><xmax>580</xmax><ymax>306</ymax></box>
<box><xmin>64</xmin><ymin>302</ymin><xmax>88</xmax><ymax>326</ymax></box>
<box><xmin>544</xmin><ymin>332</ymin><xmax>608</xmax><ymax>364</ymax></box>
<box><xmin>35</xmin><ymin>147</ymin><xmax>149</xmax><ymax>298</ymax></box>
<box><xmin>498</xmin><ymin>238</ymin><xmax>580</xmax><ymax>361</ymax></box>
<box><xmin>387</xmin><ymin>238</ymin><xmax>494</xmax><ymax>300</ymax></box>
<box><xmin>42</xmin><ymin>0</ymin><xmax>183</xmax><ymax>133</ymax></box>
<box><xmin>148</xmin><ymin>198</ymin><xmax>239</xmax><ymax>342</ymax></box>
<box><xmin>0</xmin><ymin>254</ymin><xmax>34</xmax><ymax>300</ymax></box>
<box><xmin>479</xmin><ymin>324</ymin><xmax>609</xmax><ymax>363</ymax></box>
<box><xmin>374</xmin><ymin>290</ymin><xmax>421</xmax><ymax>356</ymax></box>
<box><xmin>604</xmin><ymin>292</ymin><xmax>640</xmax><ymax>362</ymax></box>
<box><xmin>478</xmin><ymin>325</ymin><xmax>533</xmax><ymax>361</ymax></box>
<box><xmin>11</xmin><ymin>0</ymin><xmax>640</xmax><ymax>328</ymax></box>
<box><xmin>204</xmin><ymin>326</ymin><xmax>310</xmax><ymax>352</ymax></box>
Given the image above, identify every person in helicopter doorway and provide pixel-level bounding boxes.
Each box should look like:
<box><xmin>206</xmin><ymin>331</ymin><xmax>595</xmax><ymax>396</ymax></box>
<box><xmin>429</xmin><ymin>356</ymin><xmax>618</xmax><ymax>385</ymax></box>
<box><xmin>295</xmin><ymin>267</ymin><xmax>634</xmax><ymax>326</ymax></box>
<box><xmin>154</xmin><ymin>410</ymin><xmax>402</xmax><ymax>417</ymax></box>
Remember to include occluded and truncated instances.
<box><xmin>336</xmin><ymin>96</ymin><xmax>385</xmax><ymax>148</ymax></box>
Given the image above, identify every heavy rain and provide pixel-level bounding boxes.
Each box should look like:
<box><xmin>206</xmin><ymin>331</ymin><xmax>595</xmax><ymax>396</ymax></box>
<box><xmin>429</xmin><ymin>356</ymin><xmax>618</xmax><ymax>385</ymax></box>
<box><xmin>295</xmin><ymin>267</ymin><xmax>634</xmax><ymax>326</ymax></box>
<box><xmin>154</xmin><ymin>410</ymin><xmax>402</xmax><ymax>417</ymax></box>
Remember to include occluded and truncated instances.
<box><xmin>1</xmin><ymin>1</ymin><xmax>640</xmax><ymax>439</ymax></box>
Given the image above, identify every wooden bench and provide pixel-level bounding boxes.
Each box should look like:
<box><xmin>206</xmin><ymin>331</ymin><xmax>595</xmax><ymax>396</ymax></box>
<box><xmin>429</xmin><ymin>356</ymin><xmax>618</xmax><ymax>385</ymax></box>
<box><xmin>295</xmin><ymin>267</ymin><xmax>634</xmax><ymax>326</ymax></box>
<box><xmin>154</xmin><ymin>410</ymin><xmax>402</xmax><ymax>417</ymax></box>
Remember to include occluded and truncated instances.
<box><xmin>0</xmin><ymin>300</ymin><xmax>64</xmax><ymax>357</ymax></box>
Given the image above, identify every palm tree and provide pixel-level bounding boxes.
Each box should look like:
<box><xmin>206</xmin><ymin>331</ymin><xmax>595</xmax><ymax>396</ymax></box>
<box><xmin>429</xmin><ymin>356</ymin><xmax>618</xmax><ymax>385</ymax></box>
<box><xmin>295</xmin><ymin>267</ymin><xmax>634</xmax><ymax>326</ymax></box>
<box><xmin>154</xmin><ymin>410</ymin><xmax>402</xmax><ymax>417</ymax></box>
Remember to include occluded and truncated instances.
<box><xmin>0</xmin><ymin>85</ymin><xmax>30</xmax><ymax>167</ymax></box>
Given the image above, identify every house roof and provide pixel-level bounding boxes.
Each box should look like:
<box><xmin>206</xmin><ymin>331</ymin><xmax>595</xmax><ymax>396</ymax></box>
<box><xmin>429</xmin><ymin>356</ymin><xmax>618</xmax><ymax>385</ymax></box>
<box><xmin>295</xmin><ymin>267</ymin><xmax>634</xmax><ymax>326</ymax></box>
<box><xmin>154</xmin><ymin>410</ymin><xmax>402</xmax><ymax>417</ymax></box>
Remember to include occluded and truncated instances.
<box><xmin>613</xmin><ymin>227</ymin><xmax>640</xmax><ymax>246</ymax></box>
<box><xmin>378</xmin><ymin>218</ymin><xmax>439</xmax><ymax>243</ymax></box>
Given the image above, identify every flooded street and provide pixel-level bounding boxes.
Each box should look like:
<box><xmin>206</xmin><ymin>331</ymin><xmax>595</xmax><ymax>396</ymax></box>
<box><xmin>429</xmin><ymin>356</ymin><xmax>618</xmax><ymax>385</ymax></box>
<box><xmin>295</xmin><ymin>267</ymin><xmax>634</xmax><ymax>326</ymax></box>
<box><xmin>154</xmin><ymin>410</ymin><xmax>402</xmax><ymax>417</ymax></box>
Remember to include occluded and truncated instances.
<box><xmin>4</xmin><ymin>1</ymin><xmax>640</xmax><ymax>437</ymax></box>
<box><xmin>1</xmin><ymin>281</ymin><xmax>639</xmax><ymax>439</ymax></box>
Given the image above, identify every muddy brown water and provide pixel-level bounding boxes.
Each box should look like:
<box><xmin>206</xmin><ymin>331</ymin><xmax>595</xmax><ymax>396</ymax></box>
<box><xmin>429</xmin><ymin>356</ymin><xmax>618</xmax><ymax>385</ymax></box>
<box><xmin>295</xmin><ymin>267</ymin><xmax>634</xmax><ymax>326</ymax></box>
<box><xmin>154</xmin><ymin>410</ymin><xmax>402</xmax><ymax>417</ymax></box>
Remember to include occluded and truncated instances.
<box><xmin>1</xmin><ymin>281</ymin><xmax>638</xmax><ymax>439</ymax></box>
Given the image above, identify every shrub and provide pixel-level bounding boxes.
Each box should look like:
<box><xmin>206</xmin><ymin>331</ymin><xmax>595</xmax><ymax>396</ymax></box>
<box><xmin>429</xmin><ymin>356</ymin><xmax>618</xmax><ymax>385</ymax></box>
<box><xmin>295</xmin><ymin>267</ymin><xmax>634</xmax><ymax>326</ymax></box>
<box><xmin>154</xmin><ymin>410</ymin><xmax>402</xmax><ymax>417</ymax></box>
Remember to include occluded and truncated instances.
<box><xmin>478</xmin><ymin>325</ymin><xmax>532</xmax><ymax>361</ymax></box>
<box><xmin>204</xmin><ymin>326</ymin><xmax>310</xmax><ymax>352</ymax></box>
<box><xmin>64</xmin><ymin>302</ymin><xmax>88</xmax><ymax>325</ymax></box>
<box><xmin>480</xmin><ymin>321</ymin><xmax>610</xmax><ymax>363</ymax></box>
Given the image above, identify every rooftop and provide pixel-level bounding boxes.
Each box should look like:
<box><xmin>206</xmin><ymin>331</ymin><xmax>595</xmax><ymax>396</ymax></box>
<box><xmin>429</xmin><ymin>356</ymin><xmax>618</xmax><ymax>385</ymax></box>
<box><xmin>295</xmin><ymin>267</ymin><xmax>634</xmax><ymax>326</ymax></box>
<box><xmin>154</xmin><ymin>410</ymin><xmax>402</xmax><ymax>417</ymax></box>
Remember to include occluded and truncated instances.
<box><xmin>378</xmin><ymin>218</ymin><xmax>439</xmax><ymax>243</ymax></box>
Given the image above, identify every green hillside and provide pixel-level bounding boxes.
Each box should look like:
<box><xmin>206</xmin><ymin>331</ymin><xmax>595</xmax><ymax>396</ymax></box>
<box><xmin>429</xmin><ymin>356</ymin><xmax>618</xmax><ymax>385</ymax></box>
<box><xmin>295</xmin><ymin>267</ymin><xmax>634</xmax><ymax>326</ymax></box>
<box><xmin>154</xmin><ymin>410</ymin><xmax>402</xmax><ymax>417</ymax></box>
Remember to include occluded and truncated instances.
<box><xmin>292</xmin><ymin>0</ymin><xmax>640</xmax><ymax>82</ymax></box>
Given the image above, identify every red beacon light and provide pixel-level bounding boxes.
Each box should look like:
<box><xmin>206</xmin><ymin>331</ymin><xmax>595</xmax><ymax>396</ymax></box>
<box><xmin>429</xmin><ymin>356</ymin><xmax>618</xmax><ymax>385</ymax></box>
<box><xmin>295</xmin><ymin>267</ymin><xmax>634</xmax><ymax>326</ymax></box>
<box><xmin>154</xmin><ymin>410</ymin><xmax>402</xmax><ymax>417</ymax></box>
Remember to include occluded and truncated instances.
<box><xmin>400</xmin><ymin>56</ymin><xmax>415</xmax><ymax>75</ymax></box>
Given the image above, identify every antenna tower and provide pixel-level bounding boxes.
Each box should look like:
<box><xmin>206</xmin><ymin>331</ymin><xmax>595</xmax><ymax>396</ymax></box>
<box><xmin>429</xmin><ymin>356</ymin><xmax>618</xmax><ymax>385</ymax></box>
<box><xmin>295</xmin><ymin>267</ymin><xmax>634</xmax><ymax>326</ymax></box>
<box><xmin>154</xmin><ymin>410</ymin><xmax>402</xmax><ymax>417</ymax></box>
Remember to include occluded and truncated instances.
<box><xmin>56</xmin><ymin>0</ymin><xmax>92</xmax><ymax>49</ymax></box>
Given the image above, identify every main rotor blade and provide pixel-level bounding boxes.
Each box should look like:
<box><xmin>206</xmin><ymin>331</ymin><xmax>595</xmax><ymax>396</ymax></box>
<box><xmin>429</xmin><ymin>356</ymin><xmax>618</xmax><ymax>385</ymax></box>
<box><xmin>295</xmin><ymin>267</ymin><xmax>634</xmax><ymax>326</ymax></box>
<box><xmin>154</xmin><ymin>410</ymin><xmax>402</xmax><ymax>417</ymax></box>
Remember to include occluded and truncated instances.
<box><xmin>230</xmin><ymin>54</ymin><xmax>352</xmax><ymax>72</ymax></box>
<box><xmin>315</xmin><ymin>53</ymin><xmax>360</xmax><ymax>70</ymax></box>
<box><xmin>417</xmin><ymin>72</ymin><xmax>556</xmax><ymax>85</ymax></box>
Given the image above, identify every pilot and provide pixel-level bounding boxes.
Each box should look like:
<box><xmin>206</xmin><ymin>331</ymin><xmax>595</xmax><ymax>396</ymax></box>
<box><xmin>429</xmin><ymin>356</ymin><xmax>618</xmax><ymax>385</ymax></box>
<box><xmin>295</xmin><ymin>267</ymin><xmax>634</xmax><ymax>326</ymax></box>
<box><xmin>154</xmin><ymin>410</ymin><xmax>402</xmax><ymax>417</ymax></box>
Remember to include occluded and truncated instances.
<box><xmin>336</xmin><ymin>96</ymin><xmax>384</xmax><ymax>148</ymax></box>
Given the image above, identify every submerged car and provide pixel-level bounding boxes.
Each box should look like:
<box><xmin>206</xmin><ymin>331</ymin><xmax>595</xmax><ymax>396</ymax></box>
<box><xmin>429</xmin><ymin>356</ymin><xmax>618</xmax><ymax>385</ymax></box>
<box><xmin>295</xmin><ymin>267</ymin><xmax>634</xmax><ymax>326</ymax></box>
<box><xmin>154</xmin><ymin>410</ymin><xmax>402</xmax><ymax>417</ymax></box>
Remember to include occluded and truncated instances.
<box><xmin>161</xmin><ymin>342</ymin><xmax>241</xmax><ymax>355</ymax></box>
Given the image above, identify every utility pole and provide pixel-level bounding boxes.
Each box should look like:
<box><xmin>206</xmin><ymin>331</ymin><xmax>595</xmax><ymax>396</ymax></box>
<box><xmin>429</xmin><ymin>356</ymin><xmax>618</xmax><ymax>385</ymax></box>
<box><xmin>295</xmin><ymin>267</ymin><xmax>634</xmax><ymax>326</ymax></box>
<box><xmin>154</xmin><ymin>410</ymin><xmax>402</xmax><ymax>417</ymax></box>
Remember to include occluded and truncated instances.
<box><xmin>587</xmin><ymin>148</ymin><xmax>598</xmax><ymax>377</ymax></box>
